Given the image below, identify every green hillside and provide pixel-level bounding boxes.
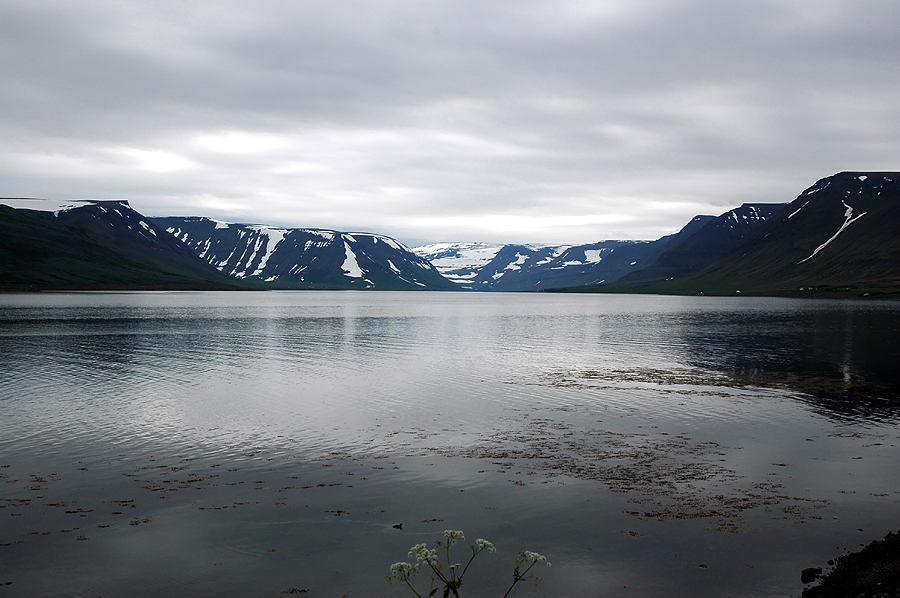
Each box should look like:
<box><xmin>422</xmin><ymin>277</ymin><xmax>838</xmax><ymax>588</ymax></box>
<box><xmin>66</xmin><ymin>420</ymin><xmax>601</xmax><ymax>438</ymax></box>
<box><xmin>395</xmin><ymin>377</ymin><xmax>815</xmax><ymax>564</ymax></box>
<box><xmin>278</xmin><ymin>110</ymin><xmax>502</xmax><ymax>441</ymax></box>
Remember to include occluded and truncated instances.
<box><xmin>0</xmin><ymin>204</ymin><xmax>246</xmax><ymax>291</ymax></box>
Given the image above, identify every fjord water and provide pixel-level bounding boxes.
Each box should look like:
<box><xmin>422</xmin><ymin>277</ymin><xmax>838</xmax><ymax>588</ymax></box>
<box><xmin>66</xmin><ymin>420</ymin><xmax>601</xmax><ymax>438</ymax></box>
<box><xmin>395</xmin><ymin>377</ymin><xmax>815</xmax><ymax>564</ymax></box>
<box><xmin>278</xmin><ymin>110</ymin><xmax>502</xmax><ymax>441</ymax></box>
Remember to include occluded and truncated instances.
<box><xmin>1</xmin><ymin>291</ymin><xmax>898</xmax><ymax>598</ymax></box>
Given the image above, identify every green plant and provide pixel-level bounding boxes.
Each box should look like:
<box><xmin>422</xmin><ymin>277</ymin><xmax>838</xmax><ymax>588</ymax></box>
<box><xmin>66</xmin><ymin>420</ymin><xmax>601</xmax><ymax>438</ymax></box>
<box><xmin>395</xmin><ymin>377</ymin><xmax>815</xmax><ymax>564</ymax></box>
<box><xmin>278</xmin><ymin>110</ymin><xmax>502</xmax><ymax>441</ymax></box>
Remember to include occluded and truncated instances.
<box><xmin>388</xmin><ymin>529</ymin><xmax>549</xmax><ymax>598</ymax></box>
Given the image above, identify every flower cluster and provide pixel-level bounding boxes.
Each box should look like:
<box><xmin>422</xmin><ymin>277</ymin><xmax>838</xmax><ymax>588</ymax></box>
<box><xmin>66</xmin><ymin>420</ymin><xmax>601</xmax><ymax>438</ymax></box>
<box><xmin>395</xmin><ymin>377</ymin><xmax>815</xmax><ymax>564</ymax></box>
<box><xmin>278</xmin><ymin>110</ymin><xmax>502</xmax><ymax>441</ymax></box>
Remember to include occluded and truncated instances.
<box><xmin>509</xmin><ymin>550</ymin><xmax>551</xmax><ymax>592</ymax></box>
<box><xmin>473</xmin><ymin>538</ymin><xmax>496</xmax><ymax>554</ymax></box>
<box><xmin>388</xmin><ymin>561</ymin><xmax>419</xmax><ymax>583</ymax></box>
<box><xmin>387</xmin><ymin>530</ymin><xmax>548</xmax><ymax>598</ymax></box>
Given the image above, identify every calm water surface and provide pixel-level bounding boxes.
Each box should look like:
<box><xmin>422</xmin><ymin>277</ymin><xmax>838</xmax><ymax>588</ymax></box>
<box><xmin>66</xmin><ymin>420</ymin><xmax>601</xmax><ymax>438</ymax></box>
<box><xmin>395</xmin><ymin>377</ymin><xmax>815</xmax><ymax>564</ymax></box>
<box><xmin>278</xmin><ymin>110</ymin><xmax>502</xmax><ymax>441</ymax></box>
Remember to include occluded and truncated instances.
<box><xmin>1</xmin><ymin>291</ymin><xmax>898</xmax><ymax>598</ymax></box>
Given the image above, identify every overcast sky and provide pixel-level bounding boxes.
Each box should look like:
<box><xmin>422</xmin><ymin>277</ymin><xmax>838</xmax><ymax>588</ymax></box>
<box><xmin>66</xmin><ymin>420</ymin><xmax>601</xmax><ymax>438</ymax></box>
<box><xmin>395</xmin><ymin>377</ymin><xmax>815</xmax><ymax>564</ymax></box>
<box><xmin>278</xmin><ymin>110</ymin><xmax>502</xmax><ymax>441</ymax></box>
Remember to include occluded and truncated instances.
<box><xmin>1</xmin><ymin>1</ymin><xmax>898</xmax><ymax>245</ymax></box>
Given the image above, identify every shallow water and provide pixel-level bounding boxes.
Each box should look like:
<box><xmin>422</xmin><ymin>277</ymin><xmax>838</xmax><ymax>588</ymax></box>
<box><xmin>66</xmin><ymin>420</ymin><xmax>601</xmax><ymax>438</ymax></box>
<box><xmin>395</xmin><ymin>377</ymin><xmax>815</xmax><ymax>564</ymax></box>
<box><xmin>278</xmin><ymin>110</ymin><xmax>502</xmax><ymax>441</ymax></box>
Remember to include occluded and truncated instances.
<box><xmin>0</xmin><ymin>291</ymin><xmax>898</xmax><ymax>597</ymax></box>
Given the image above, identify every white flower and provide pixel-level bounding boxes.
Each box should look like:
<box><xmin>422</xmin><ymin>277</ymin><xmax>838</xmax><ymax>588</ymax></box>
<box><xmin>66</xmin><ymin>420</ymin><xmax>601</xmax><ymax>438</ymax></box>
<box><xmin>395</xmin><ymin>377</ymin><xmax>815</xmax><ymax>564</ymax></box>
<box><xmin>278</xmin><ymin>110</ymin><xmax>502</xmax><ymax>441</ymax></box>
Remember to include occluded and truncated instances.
<box><xmin>409</xmin><ymin>543</ymin><xmax>440</xmax><ymax>566</ymax></box>
<box><xmin>521</xmin><ymin>551</ymin><xmax>549</xmax><ymax>565</ymax></box>
<box><xmin>474</xmin><ymin>538</ymin><xmax>496</xmax><ymax>553</ymax></box>
<box><xmin>443</xmin><ymin>530</ymin><xmax>465</xmax><ymax>545</ymax></box>
<box><xmin>388</xmin><ymin>561</ymin><xmax>418</xmax><ymax>582</ymax></box>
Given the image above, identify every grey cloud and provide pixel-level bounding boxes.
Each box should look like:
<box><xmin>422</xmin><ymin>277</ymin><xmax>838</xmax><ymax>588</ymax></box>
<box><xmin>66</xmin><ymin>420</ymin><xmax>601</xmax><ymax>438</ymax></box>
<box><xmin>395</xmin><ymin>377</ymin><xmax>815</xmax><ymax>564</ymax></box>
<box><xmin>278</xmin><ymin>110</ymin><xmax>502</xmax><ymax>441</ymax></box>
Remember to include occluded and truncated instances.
<box><xmin>1</xmin><ymin>0</ymin><xmax>898</xmax><ymax>244</ymax></box>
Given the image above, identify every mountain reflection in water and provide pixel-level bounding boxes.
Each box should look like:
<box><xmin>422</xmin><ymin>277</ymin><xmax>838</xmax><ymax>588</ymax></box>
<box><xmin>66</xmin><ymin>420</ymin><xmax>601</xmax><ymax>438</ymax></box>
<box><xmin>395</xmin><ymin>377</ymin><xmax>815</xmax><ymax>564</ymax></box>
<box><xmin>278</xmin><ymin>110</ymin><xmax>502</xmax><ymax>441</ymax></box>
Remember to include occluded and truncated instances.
<box><xmin>672</xmin><ymin>306</ymin><xmax>900</xmax><ymax>422</ymax></box>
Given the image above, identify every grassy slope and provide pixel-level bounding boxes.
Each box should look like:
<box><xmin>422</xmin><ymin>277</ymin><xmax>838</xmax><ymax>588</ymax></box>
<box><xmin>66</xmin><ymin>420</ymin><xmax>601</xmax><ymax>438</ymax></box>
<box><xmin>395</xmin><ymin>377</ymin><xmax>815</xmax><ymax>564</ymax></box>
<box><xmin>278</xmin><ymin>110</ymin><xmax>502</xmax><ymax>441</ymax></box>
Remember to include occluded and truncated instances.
<box><xmin>0</xmin><ymin>205</ymin><xmax>247</xmax><ymax>291</ymax></box>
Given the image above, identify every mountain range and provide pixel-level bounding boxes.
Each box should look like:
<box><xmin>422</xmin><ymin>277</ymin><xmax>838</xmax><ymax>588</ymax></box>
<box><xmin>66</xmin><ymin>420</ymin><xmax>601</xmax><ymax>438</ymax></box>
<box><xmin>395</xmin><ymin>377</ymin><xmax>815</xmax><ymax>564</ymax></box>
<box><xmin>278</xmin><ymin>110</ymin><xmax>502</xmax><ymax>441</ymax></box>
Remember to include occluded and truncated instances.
<box><xmin>411</xmin><ymin>203</ymin><xmax>782</xmax><ymax>292</ymax></box>
<box><xmin>564</xmin><ymin>172</ymin><xmax>900</xmax><ymax>297</ymax></box>
<box><xmin>151</xmin><ymin>217</ymin><xmax>454</xmax><ymax>290</ymax></box>
<box><xmin>1</xmin><ymin>171</ymin><xmax>898</xmax><ymax>296</ymax></box>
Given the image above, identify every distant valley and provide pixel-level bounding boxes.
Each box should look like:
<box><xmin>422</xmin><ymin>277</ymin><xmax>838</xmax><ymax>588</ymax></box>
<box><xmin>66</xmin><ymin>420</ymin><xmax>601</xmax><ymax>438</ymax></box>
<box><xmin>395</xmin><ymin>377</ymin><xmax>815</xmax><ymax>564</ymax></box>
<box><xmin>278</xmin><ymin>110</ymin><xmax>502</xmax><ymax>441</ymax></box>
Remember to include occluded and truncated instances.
<box><xmin>413</xmin><ymin>202</ymin><xmax>782</xmax><ymax>291</ymax></box>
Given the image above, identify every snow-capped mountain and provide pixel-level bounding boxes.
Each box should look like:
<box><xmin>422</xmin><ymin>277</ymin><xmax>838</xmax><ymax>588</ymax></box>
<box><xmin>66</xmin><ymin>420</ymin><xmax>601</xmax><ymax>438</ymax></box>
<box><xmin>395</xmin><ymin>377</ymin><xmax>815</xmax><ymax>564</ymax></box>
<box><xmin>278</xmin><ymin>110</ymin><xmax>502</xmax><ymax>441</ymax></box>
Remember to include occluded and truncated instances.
<box><xmin>410</xmin><ymin>242</ymin><xmax>506</xmax><ymax>285</ymax></box>
<box><xmin>0</xmin><ymin>199</ymin><xmax>241</xmax><ymax>290</ymax></box>
<box><xmin>152</xmin><ymin>217</ymin><xmax>456</xmax><ymax>290</ymax></box>
<box><xmin>5</xmin><ymin>171</ymin><xmax>895</xmax><ymax>296</ymax></box>
<box><xmin>413</xmin><ymin>200</ymin><xmax>788</xmax><ymax>292</ymax></box>
<box><xmin>413</xmin><ymin>239</ymin><xmax>676</xmax><ymax>291</ymax></box>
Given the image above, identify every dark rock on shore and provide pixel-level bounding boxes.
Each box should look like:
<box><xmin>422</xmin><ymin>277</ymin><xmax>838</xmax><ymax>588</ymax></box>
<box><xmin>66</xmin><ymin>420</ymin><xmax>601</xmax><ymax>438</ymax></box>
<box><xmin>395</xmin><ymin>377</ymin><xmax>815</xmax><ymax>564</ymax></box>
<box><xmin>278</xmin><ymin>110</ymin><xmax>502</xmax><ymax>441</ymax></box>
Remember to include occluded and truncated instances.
<box><xmin>802</xmin><ymin>530</ymin><xmax>900</xmax><ymax>598</ymax></box>
<box><xmin>801</xmin><ymin>568</ymin><xmax>822</xmax><ymax>584</ymax></box>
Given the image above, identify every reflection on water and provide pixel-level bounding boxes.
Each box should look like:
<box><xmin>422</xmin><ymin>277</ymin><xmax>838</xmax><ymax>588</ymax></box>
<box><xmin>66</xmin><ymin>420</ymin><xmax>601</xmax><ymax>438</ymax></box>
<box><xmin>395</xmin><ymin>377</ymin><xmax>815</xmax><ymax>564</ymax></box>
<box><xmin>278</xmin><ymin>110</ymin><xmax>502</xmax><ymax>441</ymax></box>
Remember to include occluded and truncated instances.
<box><xmin>0</xmin><ymin>292</ymin><xmax>898</xmax><ymax>597</ymax></box>
<box><xmin>669</xmin><ymin>303</ymin><xmax>900</xmax><ymax>422</ymax></box>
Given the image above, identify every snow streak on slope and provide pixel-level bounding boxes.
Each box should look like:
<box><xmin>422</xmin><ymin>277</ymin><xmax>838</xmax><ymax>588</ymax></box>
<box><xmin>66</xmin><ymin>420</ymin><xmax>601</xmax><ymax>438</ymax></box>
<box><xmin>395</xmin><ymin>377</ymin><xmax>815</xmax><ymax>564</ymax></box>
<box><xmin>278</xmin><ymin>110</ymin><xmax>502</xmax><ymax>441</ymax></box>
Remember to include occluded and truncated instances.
<box><xmin>341</xmin><ymin>240</ymin><xmax>364</xmax><ymax>278</ymax></box>
<box><xmin>249</xmin><ymin>226</ymin><xmax>288</xmax><ymax>276</ymax></box>
<box><xmin>154</xmin><ymin>217</ymin><xmax>453</xmax><ymax>290</ymax></box>
<box><xmin>799</xmin><ymin>201</ymin><xmax>867</xmax><ymax>264</ymax></box>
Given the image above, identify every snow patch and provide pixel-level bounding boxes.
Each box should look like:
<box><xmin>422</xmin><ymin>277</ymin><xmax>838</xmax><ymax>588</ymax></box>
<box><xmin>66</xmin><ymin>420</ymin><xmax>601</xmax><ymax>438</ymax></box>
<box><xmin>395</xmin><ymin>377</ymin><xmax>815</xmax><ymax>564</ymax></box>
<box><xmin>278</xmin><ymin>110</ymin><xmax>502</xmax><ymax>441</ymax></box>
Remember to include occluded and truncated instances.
<box><xmin>341</xmin><ymin>242</ymin><xmax>364</xmax><ymax>278</ymax></box>
<box><xmin>788</xmin><ymin>200</ymin><xmax>810</xmax><ymax>219</ymax></box>
<box><xmin>233</xmin><ymin>235</ymin><xmax>266</xmax><ymax>277</ymax></box>
<box><xmin>805</xmin><ymin>182</ymin><xmax>830</xmax><ymax>195</ymax></box>
<box><xmin>249</xmin><ymin>226</ymin><xmax>288</xmax><ymax>277</ymax></box>
<box><xmin>309</xmin><ymin>230</ymin><xmax>336</xmax><ymax>240</ymax></box>
<box><xmin>504</xmin><ymin>253</ymin><xmax>528</xmax><ymax>272</ymax></box>
<box><xmin>372</xmin><ymin>234</ymin><xmax>405</xmax><ymax>252</ymax></box>
<box><xmin>413</xmin><ymin>243</ymin><xmax>503</xmax><ymax>271</ymax></box>
<box><xmin>1</xmin><ymin>198</ymin><xmax>91</xmax><ymax>215</ymax></box>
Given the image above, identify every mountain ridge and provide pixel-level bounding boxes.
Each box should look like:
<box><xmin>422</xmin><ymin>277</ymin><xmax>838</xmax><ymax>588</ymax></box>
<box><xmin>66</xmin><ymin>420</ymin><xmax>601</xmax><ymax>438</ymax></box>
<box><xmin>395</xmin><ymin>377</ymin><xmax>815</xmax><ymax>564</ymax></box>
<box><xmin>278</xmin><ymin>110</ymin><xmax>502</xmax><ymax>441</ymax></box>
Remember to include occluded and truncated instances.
<box><xmin>558</xmin><ymin>172</ymin><xmax>900</xmax><ymax>297</ymax></box>
<box><xmin>151</xmin><ymin>216</ymin><xmax>456</xmax><ymax>291</ymax></box>
<box><xmin>3</xmin><ymin>171</ymin><xmax>896</xmax><ymax>295</ymax></box>
<box><xmin>0</xmin><ymin>200</ymin><xmax>246</xmax><ymax>291</ymax></box>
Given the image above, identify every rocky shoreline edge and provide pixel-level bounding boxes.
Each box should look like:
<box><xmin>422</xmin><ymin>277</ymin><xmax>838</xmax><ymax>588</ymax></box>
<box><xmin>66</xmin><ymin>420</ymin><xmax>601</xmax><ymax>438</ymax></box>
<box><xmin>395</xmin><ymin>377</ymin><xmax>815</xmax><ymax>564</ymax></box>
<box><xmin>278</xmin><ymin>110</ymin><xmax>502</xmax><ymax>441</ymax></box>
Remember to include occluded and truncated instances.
<box><xmin>802</xmin><ymin>530</ymin><xmax>900</xmax><ymax>597</ymax></box>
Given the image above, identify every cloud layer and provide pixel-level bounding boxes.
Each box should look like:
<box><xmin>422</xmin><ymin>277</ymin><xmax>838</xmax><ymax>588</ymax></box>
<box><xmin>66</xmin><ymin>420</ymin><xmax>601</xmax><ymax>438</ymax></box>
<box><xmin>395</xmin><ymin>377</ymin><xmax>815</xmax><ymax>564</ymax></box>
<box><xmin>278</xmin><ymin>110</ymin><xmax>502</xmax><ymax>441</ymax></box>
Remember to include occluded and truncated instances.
<box><xmin>2</xmin><ymin>0</ymin><xmax>898</xmax><ymax>244</ymax></box>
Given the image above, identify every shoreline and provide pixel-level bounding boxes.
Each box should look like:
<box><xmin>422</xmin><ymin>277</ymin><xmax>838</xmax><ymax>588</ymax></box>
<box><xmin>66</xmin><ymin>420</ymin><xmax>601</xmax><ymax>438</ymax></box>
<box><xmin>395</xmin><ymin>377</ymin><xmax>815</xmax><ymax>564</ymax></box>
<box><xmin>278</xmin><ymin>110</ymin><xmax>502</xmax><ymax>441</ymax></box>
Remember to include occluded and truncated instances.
<box><xmin>802</xmin><ymin>530</ymin><xmax>900</xmax><ymax>597</ymax></box>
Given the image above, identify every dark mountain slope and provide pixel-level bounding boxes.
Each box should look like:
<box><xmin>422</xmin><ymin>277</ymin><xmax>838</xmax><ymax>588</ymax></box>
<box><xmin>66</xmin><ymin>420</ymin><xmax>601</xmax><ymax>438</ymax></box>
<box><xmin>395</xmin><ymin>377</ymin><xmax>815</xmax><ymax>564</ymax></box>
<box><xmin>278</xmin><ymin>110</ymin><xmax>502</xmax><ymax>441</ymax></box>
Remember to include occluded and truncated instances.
<box><xmin>695</xmin><ymin>172</ymin><xmax>900</xmax><ymax>294</ymax></box>
<box><xmin>612</xmin><ymin>203</ymin><xmax>786</xmax><ymax>286</ymax></box>
<box><xmin>483</xmin><ymin>240</ymin><xmax>666</xmax><ymax>291</ymax></box>
<box><xmin>0</xmin><ymin>201</ymin><xmax>246</xmax><ymax>290</ymax></box>
<box><xmin>570</xmin><ymin>172</ymin><xmax>900</xmax><ymax>296</ymax></box>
